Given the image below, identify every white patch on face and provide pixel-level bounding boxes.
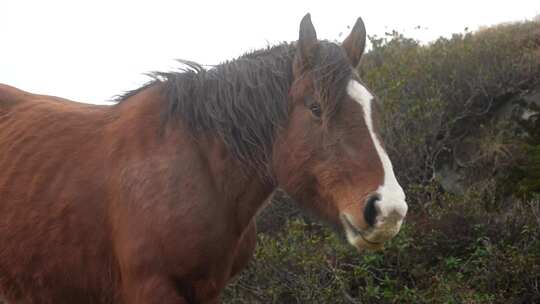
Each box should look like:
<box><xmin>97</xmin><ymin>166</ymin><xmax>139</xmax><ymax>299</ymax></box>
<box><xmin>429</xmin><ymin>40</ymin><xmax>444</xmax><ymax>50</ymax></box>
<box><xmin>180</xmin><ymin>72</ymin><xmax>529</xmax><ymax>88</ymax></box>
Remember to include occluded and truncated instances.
<box><xmin>346</xmin><ymin>80</ymin><xmax>408</xmax><ymax>224</ymax></box>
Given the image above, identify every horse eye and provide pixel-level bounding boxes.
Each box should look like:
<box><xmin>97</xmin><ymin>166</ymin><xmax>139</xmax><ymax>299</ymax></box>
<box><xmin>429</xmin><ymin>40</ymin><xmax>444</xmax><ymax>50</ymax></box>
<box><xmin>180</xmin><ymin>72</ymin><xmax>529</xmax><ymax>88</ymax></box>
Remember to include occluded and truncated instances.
<box><xmin>310</xmin><ymin>103</ymin><xmax>322</xmax><ymax>118</ymax></box>
<box><xmin>304</xmin><ymin>96</ymin><xmax>322</xmax><ymax>118</ymax></box>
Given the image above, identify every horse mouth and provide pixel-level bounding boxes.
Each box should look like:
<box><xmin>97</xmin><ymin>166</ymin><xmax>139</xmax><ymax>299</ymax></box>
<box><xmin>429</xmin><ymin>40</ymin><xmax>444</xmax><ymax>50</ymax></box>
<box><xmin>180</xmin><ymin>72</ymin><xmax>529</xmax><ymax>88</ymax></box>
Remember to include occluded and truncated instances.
<box><xmin>340</xmin><ymin>214</ymin><xmax>385</xmax><ymax>249</ymax></box>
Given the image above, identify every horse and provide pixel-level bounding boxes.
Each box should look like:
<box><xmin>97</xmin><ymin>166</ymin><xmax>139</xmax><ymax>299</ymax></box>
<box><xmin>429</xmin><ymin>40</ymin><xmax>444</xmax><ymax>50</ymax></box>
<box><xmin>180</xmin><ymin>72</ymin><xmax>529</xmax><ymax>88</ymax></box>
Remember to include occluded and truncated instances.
<box><xmin>0</xmin><ymin>14</ymin><xmax>407</xmax><ymax>303</ymax></box>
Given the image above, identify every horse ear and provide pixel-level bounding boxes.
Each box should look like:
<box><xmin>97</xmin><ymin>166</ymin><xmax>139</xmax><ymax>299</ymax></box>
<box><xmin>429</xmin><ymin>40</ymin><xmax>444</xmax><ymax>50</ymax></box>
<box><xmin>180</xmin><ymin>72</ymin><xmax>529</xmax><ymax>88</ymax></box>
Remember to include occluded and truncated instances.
<box><xmin>342</xmin><ymin>17</ymin><xmax>367</xmax><ymax>67</ymax></box>
<box><xmin>295</xmin><ymin>13</ymin><xmax>318</xmax><ymax>71</ymax></box>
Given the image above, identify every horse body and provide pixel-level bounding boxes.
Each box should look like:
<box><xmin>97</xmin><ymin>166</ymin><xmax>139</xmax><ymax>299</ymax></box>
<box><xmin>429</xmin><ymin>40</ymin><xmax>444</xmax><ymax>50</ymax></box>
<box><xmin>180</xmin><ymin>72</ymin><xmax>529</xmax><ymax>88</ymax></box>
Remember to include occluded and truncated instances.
<box><xmin>0</xmin><ymin>85</ymin><xmax>119</xmax><ymax>302</ymax></box>
<box><xmin>0</xmin><ymin>15</ymin><xmax>408</xmax><ymax>303</ymax></box>
<box><xmin>0</xmin><ymin>84</ymin><xmax>261</xmax><ymax>303</ymax></box>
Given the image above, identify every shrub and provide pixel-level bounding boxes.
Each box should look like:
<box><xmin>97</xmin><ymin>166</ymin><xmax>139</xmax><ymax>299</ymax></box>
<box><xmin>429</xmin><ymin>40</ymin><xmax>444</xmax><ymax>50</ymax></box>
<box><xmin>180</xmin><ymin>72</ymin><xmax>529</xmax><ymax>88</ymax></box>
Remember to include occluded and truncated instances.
<box><xmin>224</xmin><ymin>196</ymin><xmax>540</xmax><ymax>303</ymax></box>
<box><xmin>224</xmin><ymin>20</ymin><xmax>540</xmax><ymax>304</ymax></box>
<box><xmin>360</xmin><ymin>21</ymin><xmax>540</xmax><ymax>208</ymax></box>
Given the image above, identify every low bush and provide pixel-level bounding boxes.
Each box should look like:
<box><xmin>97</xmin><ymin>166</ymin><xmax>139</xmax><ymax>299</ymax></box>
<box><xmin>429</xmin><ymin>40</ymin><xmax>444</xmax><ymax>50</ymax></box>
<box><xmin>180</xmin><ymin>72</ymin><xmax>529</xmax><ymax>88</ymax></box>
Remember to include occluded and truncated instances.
<box><xmin>224</xmin><ymin>194</ymin><xmax>540</xmax><ymax>303</ymax></box>
<box><xmin>224</xmin><ymin>20</ymin><xmax>540</xmax><ymax>303</ymax></box>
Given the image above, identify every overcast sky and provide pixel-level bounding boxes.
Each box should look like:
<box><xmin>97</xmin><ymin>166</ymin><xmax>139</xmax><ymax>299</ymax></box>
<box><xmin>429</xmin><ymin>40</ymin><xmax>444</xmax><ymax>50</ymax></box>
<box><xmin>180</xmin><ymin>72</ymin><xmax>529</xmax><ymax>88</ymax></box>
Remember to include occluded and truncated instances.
<box><xmin>1</xmin><ymin>0</ymin><xmax>539</xmax><ymax>104</ymax></box>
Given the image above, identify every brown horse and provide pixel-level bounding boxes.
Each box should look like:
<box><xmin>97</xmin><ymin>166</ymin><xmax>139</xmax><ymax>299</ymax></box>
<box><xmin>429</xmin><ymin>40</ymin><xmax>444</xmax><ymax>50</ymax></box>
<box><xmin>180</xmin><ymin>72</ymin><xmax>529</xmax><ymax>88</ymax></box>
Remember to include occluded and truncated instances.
<box><xmin>0</xmin><ymin>14</ymin><xmax>407</xmax><ymax>303</ymax></box>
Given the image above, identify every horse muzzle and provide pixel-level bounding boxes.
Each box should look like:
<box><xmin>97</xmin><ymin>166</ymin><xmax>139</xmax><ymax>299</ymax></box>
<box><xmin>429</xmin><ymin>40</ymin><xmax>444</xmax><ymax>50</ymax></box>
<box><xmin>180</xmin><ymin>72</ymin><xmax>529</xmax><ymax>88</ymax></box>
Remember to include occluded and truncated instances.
<box><xmin>340</xmin><ymin>195</ymin><xmax>407</xmax><ymax>251</ymax></box>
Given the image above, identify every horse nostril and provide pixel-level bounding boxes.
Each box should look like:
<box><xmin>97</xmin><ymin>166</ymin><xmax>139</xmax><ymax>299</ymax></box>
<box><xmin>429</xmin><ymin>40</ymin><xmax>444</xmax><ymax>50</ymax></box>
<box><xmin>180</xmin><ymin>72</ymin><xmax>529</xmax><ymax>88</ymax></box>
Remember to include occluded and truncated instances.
<box><xmin>363</xmin><ymin>194</ymin><xmax>380</xmax><ymax>227</ymax></box>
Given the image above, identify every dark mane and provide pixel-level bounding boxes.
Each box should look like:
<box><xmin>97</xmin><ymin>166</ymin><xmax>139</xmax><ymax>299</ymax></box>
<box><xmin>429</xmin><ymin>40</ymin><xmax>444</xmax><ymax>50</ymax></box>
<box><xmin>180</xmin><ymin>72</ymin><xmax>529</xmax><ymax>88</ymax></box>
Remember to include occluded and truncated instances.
<box><xmin>116</xmin><ymin>42</ymin><xmax>352</xmax><ymax>175</ymax></box>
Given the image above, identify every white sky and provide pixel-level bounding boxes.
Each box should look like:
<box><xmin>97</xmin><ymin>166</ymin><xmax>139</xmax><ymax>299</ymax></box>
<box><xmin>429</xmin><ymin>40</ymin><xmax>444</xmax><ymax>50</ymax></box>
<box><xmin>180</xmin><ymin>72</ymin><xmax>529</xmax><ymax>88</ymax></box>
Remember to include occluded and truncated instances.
<box><xmin>1</xmin><ymin>0</ymin><xmax>539</xmax><ymax>104</ymax></box>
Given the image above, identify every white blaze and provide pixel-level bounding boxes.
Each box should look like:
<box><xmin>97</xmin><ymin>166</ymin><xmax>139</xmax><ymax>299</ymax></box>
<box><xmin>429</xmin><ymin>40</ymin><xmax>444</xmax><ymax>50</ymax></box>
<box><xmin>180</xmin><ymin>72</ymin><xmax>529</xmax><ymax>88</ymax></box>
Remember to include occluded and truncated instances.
<box><xmin>346</xmin><ymin>80</ymin><xmax>408</xmax><ymax>222</ymax></box>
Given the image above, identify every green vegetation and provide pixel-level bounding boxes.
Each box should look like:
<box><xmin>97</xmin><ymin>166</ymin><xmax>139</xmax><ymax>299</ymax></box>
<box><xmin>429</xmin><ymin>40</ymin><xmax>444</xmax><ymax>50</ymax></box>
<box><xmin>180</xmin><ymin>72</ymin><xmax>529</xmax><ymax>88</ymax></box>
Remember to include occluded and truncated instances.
<box><xmin>225</xmin><ymin>198</ymin><xmax>540</xmax><ymax>303</ymax></box>
<box><xmin>224</xmin><ymin>20</ymin><xmax>540</xmax><ymax>303</ymax></box>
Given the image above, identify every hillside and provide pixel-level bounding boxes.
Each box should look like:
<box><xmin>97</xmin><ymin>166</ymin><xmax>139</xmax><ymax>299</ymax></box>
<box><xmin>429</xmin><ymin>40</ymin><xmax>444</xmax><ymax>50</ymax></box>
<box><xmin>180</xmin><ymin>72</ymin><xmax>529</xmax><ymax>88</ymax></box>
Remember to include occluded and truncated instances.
<box><xmin>224</xmin><ymin>20</ymin><xmax>540</xmax><ymax>303</ymax></box>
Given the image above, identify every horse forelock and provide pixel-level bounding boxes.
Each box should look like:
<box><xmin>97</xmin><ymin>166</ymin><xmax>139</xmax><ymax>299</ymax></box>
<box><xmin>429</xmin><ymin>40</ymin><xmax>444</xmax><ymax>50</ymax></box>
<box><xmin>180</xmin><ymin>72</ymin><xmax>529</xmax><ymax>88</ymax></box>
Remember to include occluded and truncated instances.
<box><xmin>311</xmin><ymin>42</ymin><xmax>353</xmax><ymax>118</ymax></box>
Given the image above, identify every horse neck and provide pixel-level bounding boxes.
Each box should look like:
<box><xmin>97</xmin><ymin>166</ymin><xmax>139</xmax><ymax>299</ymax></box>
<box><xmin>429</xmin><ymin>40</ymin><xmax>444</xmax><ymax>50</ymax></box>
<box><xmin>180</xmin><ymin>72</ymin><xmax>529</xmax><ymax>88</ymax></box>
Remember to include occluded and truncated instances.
<box><xmin>198</xmin><ymin>134</ymin><xmax>276</xmax><ymax>234</ymax></box>
<box><xmin>113</xmin><ymin>84</ymin><xmax>276</xmax><ymax>235</ymax></box>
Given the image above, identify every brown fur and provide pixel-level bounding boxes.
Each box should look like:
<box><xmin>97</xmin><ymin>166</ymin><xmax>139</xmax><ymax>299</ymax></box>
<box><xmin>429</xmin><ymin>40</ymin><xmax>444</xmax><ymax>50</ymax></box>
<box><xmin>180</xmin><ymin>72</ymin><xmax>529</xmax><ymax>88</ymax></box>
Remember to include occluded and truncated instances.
<box><xmin>0</xmin><ymin>15</ymin><xmax>386</xmax><ymax>303</ymax></box>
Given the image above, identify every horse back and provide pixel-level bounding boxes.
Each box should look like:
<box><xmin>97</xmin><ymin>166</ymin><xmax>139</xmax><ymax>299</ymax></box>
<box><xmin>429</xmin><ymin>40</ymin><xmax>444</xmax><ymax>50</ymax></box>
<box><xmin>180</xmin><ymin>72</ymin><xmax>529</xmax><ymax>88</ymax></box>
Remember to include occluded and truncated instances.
<box><xmin>0</xmin><ymin>83</ymin><xmax>31</xmax><ymax>107</ymax></box>
<box><xmin>0</xmin><ymin>84</ymin><xmax>119</xmax><ymax>303</ymax></box>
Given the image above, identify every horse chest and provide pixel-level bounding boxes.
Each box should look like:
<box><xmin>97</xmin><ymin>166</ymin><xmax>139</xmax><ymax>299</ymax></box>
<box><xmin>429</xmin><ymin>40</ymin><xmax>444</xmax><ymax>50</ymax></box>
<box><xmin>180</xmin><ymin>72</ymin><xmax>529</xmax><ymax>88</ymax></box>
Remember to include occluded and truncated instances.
<box><xmin>183</xmin><ymin>222</ymin><xmax>257</xmax><ymax>303</ymax></box>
